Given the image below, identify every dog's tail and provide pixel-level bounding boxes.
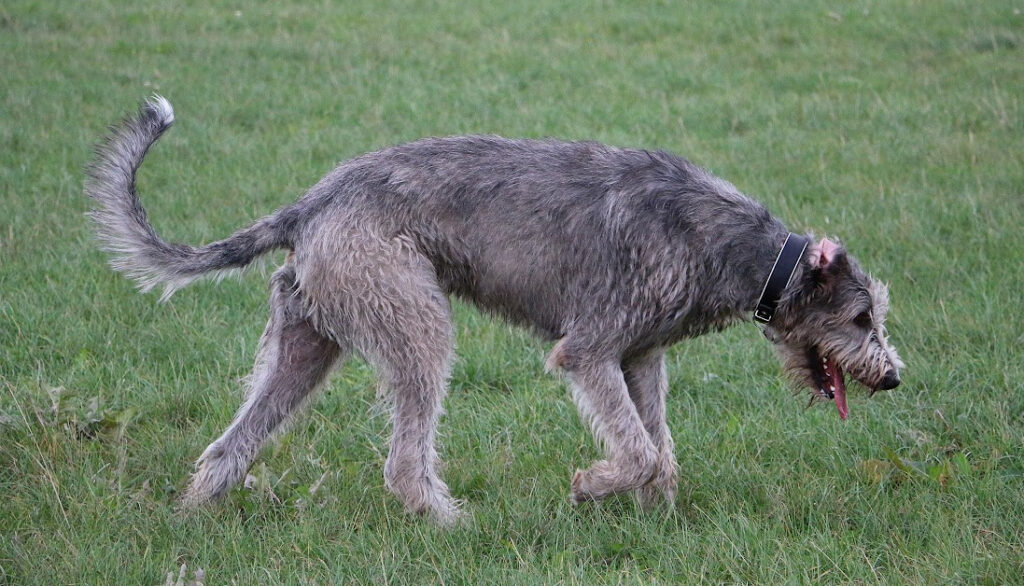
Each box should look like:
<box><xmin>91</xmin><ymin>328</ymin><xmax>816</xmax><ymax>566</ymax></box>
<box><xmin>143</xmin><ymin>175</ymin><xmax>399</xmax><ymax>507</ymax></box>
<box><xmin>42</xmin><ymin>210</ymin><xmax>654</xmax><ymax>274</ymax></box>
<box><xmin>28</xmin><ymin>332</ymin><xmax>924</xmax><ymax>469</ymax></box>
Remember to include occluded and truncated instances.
<box><xmin>86</xmin><ymin>96</ymin><xmax>297</xmax><ymax>300</ymax></box>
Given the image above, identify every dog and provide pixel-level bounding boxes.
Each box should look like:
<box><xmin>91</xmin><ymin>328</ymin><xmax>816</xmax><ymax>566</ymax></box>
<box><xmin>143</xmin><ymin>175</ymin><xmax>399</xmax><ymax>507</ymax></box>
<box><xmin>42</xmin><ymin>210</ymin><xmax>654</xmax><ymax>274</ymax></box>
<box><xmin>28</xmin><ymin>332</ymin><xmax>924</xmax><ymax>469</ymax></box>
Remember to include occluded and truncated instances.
<box><xmin>86</xmin><ymin>96</ymin><xmax>903</xmax><ymax>524</ymax></box>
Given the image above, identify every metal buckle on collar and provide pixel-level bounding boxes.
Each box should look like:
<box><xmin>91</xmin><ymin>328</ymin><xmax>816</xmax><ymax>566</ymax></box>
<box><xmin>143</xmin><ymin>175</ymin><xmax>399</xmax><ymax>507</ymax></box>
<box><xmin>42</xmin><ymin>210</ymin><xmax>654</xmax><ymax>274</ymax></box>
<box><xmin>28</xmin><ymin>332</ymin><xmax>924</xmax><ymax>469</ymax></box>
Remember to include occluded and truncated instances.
<box><xmin>753</xmin><ymin>308</ymin><xmax>773</xmax><ymax>324</ymax></box>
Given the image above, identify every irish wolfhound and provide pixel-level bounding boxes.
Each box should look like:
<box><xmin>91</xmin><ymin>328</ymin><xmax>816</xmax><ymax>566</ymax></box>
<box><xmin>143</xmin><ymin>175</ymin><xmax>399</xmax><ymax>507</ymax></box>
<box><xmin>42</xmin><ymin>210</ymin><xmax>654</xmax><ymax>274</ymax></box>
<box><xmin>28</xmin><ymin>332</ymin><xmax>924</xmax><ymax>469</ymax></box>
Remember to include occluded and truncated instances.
<box><xmin>86</xmin><ymin>97</ymin><xmax>903</xmax><ymax>524</ymax></box>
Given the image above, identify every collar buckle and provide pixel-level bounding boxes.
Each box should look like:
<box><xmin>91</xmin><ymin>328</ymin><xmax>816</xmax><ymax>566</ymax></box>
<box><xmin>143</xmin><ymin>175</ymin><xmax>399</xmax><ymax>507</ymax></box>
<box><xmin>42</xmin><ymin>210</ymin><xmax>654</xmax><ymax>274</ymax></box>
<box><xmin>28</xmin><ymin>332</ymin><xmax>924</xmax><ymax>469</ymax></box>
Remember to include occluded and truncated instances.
<box><xmin>752</xmin><ymin>307</ymin><xmax>773</xmax><ymax>324</ymax></box>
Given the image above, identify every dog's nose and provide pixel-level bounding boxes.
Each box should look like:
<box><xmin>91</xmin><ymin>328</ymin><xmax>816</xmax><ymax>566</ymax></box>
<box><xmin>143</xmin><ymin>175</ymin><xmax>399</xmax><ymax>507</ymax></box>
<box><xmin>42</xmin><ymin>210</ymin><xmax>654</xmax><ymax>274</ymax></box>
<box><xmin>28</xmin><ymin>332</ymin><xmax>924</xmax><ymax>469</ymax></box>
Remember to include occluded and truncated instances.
<box><xmin>879</xmin><ymin>370</ymin><xmax>900</xmax><ymax>390</ymax></box>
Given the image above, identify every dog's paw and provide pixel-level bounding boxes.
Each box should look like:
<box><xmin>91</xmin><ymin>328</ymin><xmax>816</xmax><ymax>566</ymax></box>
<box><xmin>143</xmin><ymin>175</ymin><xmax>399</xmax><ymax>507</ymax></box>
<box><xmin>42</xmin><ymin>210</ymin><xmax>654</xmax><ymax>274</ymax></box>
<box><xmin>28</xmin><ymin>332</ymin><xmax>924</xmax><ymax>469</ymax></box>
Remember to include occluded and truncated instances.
<box><xmin>636</xmin><ymin>453</ymin><xmax>678</xmax><ymax>509</ymax></box>
<box><xmin>426</xmin><ymin>497</ymin><xmax>470</xmax><ymax>528</ymax></box>
<box><xmin>635</xmin><ymin>477</ymin><xmax>677</xmax><ymax>510</ymax></box>
<box><xmin>570</xmin><ymin>469</ymin><xmax>589</xmax><ymax>504</ymax></box>
<box><xmin>394</xmin><ymin>484</ymin><xmax>469</xmax><ymax>527</ymax></box>
<box><xmin>569</xmin><ymin>461</ymin><xmax>614</xmax><ymax>503</ymax></box>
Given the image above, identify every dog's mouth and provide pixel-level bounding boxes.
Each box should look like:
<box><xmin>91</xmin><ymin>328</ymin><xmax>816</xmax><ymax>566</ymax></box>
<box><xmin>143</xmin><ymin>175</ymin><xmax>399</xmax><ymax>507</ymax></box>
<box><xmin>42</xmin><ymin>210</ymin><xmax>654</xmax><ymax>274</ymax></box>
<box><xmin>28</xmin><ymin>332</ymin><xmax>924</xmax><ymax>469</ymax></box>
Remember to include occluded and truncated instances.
<box><xmin>807</xmin><ymin>347</ymin><xmax>848</xmax><ymax>420</ymax></box>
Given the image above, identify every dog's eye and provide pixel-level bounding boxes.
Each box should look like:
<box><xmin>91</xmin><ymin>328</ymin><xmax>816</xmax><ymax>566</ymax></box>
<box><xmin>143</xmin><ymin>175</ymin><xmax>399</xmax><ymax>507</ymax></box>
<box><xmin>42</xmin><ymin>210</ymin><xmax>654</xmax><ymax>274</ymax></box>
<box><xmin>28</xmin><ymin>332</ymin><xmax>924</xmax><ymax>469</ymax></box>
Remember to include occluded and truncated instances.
<box><xmin>853</xmin><ymin>311</ymin><xmax>872</xmax><ymax>328</ymax></box>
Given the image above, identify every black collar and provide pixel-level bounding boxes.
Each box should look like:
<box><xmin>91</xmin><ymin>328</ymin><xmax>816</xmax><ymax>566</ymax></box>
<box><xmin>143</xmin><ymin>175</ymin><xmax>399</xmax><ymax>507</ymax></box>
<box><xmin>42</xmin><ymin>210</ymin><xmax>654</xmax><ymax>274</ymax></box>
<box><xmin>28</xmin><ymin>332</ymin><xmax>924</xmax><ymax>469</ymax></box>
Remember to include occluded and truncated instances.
<box><xmin>753</xmin><ymin>233</ymin><xmax>808</xmax><ymax>324</ymax></box>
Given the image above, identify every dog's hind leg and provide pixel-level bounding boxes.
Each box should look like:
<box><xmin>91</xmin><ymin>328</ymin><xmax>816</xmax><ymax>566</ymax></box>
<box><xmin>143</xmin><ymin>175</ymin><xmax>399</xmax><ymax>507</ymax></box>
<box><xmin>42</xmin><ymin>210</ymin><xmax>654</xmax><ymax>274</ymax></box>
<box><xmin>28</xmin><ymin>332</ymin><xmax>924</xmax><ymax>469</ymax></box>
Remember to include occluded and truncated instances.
<box><xmin>306</xmin><ymin>232</ymin><xmax>461</xmax><ymax>525</ymax></box>
<box><xmin>377</xmin><ymin>333</ymin><xmax>460</xmax><ymax>526</ymax></box>
<box><xmin>551</xmin><ymin>342</ymin><xmax>659</xmax><ymax>503</ymax></box>
<box><xmin>623</xmin><ymin>351</ymin><xmax>678</xmax><ymax>508</ymax></box>
<box><xmin>180</xmin><ymin>264</ymin><xmax>343</xmax><ymax>507</ymax></box>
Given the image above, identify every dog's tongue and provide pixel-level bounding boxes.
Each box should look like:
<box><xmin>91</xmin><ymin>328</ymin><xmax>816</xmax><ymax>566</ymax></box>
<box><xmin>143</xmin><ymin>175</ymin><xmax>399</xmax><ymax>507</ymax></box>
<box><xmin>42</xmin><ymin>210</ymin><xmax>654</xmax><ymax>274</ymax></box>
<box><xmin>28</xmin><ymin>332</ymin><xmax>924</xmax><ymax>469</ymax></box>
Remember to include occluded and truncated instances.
<box><xmin>828</xmin><ymin>359</ymin><xmax>848</xmax><ymax>420</ymax></box>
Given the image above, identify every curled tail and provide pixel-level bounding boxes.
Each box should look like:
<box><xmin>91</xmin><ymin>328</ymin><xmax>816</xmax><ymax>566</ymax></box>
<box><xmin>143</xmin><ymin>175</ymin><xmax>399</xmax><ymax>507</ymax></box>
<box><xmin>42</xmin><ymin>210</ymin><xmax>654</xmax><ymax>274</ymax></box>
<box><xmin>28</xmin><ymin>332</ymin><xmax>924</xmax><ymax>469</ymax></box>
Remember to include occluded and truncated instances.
<box><xmin>86</xmin><ymin>96</ymin><xmax>295</xmax><ymax>300</ymax></box>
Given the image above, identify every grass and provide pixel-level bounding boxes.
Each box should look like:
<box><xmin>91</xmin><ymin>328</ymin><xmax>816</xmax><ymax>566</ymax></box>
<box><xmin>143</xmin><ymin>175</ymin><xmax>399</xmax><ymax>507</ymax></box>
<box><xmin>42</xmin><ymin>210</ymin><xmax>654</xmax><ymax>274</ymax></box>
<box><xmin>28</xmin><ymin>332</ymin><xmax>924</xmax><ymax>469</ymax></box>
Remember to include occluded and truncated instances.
<box><xmin>1</xmin><ymin>0</ymin><xmax>1022</xmax><ymax>582</ymax></box>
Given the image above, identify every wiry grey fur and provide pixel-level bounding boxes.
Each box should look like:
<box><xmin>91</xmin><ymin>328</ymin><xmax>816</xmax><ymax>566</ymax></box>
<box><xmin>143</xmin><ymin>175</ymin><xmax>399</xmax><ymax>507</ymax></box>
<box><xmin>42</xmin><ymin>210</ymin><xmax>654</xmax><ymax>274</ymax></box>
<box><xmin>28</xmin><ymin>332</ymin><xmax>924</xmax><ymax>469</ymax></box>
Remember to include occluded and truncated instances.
<box><xmin>86</xmin><ymin>97</ymin><xmax>903</xmax><ymax>524</ymax></box>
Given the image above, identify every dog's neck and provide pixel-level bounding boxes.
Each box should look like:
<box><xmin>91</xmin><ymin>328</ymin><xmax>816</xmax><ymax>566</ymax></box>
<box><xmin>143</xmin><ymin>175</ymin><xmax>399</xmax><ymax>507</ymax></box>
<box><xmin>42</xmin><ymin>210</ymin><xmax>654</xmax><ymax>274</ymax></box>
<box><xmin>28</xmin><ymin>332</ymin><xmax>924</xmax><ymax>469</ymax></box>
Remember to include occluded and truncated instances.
<box><xmin>716</xmin><ymin>225</ymin><xmax>795</xmax><ymax>318</ymax></box>
<box><xmin>659</xmin><ymin>218</ymin><xmax>793</xmax><ymax>341</ymax></box>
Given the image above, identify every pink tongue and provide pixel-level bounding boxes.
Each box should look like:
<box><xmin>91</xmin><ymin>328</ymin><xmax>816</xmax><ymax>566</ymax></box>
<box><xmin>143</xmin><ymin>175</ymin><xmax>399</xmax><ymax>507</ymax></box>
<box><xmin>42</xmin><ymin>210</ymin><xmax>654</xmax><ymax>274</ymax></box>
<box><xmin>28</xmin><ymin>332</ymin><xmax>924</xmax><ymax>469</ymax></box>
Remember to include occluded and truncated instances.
<box><xmin>829</xmin><ymin>361</ymin><xmax>848</xmax><ymax>420</ymax></box>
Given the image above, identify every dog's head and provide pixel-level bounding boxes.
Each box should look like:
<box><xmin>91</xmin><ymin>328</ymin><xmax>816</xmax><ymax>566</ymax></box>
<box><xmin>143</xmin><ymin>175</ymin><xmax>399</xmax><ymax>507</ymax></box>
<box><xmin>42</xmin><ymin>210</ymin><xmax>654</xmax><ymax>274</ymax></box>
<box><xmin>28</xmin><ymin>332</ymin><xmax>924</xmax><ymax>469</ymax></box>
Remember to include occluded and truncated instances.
<box><xmin>762</xmin><ymin>237</ymin><xmax>904</xmax><ymax>419</ymax></box>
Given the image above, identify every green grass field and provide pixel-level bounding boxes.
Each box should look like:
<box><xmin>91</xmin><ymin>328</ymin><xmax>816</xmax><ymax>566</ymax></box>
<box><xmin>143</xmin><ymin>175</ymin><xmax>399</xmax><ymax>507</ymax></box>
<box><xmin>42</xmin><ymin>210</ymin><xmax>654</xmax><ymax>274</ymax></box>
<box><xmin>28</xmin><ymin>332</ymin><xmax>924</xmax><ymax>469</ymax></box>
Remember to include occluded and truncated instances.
<box><xmin>2</xmin><ymin>0</ymin><xmax>1022</xmax><ymax>583</ymax></box>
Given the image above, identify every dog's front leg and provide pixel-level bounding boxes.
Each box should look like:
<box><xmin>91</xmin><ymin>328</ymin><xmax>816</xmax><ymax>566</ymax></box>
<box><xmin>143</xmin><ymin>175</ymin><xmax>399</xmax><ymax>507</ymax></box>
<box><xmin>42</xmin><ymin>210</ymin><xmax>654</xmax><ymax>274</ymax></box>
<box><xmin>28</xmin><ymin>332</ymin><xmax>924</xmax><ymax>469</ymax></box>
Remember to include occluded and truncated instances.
<box><xmin>623</xmin><ymin>351</ymin><xmax>678</xmax><ymax>508</ymax></box>
<box><xmin>560</xmin><ymin>359</ymin><xmax>659</xmax><ymax>503</ymax></box>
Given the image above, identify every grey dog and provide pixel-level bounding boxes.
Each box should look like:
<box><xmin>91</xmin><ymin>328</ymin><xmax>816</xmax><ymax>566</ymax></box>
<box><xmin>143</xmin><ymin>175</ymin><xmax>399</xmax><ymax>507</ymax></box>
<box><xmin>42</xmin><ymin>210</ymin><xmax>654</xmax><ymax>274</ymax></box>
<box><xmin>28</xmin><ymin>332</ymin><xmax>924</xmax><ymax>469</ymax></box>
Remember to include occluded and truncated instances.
<box><xmin>86</xmin><ymin>97</ymin><xmax>903</xmax><ymax>524</ymax></box>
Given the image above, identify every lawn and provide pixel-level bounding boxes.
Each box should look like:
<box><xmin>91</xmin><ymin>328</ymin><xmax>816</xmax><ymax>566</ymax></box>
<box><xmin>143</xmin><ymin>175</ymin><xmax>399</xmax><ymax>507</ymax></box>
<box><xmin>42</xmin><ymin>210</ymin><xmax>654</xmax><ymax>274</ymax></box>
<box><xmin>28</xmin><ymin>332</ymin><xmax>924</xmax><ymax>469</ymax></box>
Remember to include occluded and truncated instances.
<box><xmin>1</xmin><ymin>0</ymin><xmax>1022</xmax><ymax>583</ymax></box>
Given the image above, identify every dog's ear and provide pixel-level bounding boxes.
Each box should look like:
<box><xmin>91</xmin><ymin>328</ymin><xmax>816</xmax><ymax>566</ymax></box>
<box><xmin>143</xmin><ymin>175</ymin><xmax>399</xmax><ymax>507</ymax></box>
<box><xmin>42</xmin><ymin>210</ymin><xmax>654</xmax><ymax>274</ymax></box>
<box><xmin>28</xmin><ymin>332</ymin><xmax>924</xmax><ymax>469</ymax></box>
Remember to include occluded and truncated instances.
<box><xmin>815</xmin><ymin>236</ymin><xmax>839</xmax><ymax>266</ymax></box>
<box><xmin>809</xmin><ymin>237</ymin><xmax>849</xmax><ymax>284</ymax></box>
